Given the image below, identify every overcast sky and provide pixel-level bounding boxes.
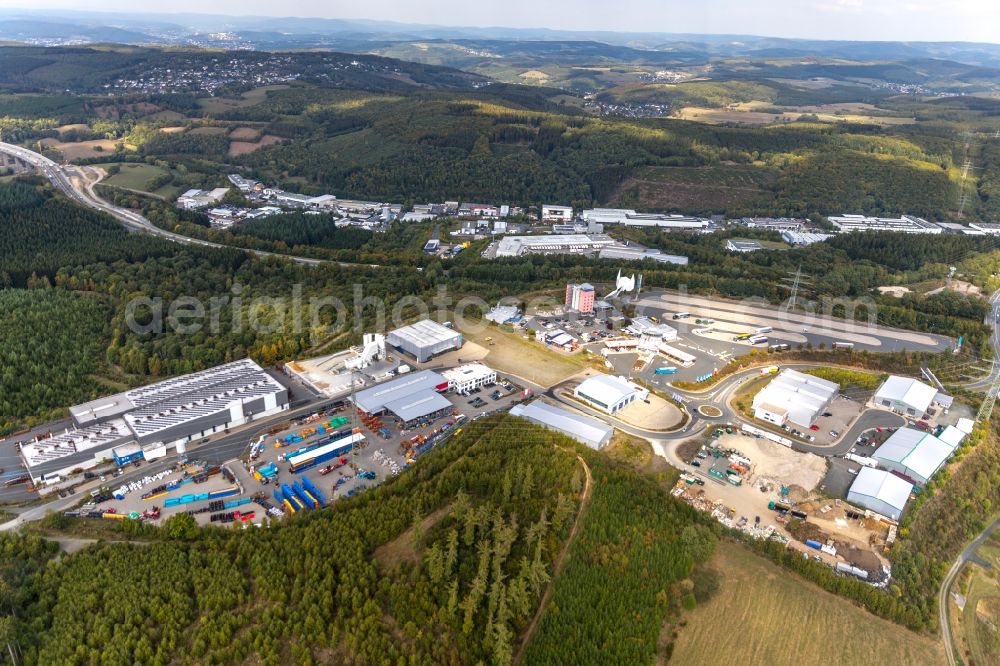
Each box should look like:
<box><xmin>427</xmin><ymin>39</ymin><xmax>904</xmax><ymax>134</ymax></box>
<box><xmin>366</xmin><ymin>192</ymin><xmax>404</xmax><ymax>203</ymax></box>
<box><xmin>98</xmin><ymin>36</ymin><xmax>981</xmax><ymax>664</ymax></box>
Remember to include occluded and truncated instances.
<box><xmin>1</xmin><ymin>0</ymin><xmax>998</xmax><ymax>43</ymax></box>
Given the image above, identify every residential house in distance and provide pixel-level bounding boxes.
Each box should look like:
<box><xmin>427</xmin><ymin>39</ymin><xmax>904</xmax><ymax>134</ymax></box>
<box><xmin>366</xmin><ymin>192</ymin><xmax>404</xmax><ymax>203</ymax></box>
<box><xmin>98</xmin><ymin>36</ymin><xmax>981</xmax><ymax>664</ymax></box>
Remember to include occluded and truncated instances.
<box><xmin>541</xmin><ymin>204</ymin><xmax>574</xmax><ymax>222</ymax></box>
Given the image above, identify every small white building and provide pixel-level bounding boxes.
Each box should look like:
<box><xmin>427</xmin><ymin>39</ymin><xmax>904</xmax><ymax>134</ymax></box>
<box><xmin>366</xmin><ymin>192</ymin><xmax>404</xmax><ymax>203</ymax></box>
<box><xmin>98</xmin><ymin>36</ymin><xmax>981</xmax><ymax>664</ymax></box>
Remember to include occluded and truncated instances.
<box><xmin>751</xmin><ymin>369</ymin><xmax>838</xmax><ymax>429</ymax></box>
<box><xmin>873</xmin><ymin>376</ymin><xmax>948</xmax><ymax>417</ymax></box>
<box><xmin>574</xmin><ymin>375</ymin><xmax>647</xmax><ymax>415</ymax></box>
<box><xmin>442</xmin><ymin>363</ymin><xmax>497</xmax><ymax>394</ymax></box>
<box><xmin>847</xmin><ymin>467</ymin><xmax>913</xmax><ymax>520</ymax></box>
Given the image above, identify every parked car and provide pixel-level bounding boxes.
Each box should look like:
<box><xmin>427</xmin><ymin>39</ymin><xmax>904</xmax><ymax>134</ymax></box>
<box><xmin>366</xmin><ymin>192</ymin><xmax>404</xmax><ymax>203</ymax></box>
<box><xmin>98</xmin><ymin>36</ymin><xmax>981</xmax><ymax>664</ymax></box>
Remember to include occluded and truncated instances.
<box><xmin>809</xmin><ymin>425</ymin><xmax>820</xmax><ymax>431</ymax></box>
<box><xmin>829</xmin><ymin>430</ymin><xmax>839</xmax><ymax>438</ymax></box>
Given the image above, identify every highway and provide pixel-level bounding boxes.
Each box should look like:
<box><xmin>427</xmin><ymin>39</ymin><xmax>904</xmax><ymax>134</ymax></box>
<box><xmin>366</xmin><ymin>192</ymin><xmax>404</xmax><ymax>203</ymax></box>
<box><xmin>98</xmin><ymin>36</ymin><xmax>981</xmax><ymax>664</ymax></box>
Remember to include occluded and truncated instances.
<box><xmin>0</xmin><ymin>142</ymin><xmax>394</xmax><ymax>272</ymax></box>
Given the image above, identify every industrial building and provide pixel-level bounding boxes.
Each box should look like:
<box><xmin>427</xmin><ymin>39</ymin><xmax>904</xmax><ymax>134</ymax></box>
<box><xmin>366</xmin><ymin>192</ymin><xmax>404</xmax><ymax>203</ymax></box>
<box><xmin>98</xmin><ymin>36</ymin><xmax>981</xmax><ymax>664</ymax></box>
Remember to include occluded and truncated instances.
<box><xmin>725</xmin><ymin>239</ymin><xmax>763</xmax><ymax>252</ymax></box>
<box><xmin>541</xmin><ymin>204</ymin><xmax>574</xmax><ymax>222</ymax></box>
<box><xmin>351</xmin><ymin>370</ymin><xmax>453</xmax><ymax>428</ymax></box>
<box><xmin>872</xmin><ymin>427</ymin><xmax>958</xmax><ymax>486</ymax></box>
<box><xmin>828</xmin><ymin>214</ymin><xmax>942</xmax><ymax>234</ymax></box>
<box><xmin>581</xmin><ymin>208</ymin><xmax>711</xmax><ymax>229</ymax></box>
<box><xmin>386</xmin><ymin>320</ymin><xmax>463</xmax><ymax>363</ymax></box>
<box><xmin>442</xmin><ymin>363</ymin><xmax>497</xmax><ymax>394</ymax></box>
<box><xmin>847</xmin><ymin>467</ymin><xmax>913</xmax><ymax>520</ymax></box>
<box><xmin>872</xmin><ymin>376</ymin><xmax>948</xmax><ymax>417</ymax></box>
<box><xmin>596</xmin><ymin>246</ymin><xmax>689</xmax><ymax>265</ymax></box>
<box><xmin>510</xmin><ymin>400</ymin><xmax>614</xmax><ymax>450</ymax></box>
<box><xmin>752</xmin><ymin>369</ymin><xmax>838</xmax><ymax>429</ymax></box>
<box><xmin>740</xmin><ymin>217</ymin><xmax>806</xmax><ymax>231</ymax></box>
<box><xmin>25</xmin><ymin>359</ymin><xmax>289</xmax><ymax>483</ymax></box>
<box><xmin>176</xmin><ymin>187</ymin><xmax>230</xmax><ymax>210</ymax></box>
<box><xmin>494</xmin><ymin>234</ymin><xmax>616</xmax><ymax>258</ymax></box>
<box><xmin>485</xmin><ymin>304</ymin><xmax>520</xmax><ymax>324</ymax></box>
<box><xmin>574</xmin><ymin>375</ymin><xmax>648</xmax><ymax>415</ymax></box>
<box><xmin>624</xmin><ymin>317</ymin><xmax>678</xmax><ymax>343</ymax></box>
<box><xmin>565</xmin><ymin>283</ymin><xmax>596</xmax><ymax>313</ymax></box>
<box><xmin>782</xmin><ymin>231</ymin><xmax>834</xmax><ymax>246</ymax></box>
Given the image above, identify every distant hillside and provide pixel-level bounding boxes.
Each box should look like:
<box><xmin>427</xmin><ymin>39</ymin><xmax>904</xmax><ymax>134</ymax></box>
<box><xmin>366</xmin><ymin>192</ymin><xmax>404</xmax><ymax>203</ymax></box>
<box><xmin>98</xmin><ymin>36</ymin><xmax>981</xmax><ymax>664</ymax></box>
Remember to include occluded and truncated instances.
<box><xmin>0</xmin><ymin>45</ymin><xmax>488</xmax><ymax>94</ymax></box>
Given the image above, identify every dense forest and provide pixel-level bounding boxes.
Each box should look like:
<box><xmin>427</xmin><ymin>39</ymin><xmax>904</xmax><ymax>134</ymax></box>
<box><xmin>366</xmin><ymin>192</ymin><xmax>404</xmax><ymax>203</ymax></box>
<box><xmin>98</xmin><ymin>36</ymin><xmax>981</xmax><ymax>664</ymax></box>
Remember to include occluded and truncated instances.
<box><xmin>0</xmin><ymin>179</ymin><xmax>430</xmax><ymax>433</ymax></box>
<box><xmin>0</xmin><ymin>416</ymin><xmax>716</xmax><ymax>665</ymax></box>
<box><xmin>0</xmin><ymin>289</ymin><xmax>109</xmax><ymax>432</ymax></box>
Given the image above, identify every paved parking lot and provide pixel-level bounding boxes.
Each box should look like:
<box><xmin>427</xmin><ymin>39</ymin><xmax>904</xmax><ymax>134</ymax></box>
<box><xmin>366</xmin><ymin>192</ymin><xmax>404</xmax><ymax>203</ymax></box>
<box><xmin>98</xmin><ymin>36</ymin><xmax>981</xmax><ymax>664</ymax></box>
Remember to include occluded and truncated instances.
<box><xmin>232</xmin><ymin>374</ymin><xmax>529</xmax><ymax>510</ymax></box>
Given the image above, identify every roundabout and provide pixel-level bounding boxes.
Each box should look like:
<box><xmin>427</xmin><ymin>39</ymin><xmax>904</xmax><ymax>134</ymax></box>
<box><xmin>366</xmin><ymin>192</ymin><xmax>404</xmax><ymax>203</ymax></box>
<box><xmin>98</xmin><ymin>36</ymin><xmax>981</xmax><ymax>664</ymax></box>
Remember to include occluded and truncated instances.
<box><xmin>697</xmin><ymin>405</ymin><xmax>724</xmax><ymax>418</ymax></box>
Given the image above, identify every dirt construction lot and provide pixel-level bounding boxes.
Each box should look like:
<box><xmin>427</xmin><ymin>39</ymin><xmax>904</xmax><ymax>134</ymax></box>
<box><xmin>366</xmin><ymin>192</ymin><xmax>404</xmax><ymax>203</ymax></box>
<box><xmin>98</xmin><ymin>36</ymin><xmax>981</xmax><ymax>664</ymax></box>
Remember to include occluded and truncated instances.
<box><xmin>670</xmin><ymin>542</ymin><xmax>945</xmax><ymax>666</ymax></box>
<box><xmin>717</xmin><ymin>433</ymin><xmax>827</xmax><ymax>491</ymax></box>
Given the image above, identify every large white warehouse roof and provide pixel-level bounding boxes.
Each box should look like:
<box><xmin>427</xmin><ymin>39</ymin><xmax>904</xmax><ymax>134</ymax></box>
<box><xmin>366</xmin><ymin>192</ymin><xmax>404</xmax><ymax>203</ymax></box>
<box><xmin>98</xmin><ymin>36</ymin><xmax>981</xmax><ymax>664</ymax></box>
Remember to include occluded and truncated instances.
<box><xmin>848</xmin><ymin>467</ymin><xmax>912</xmax><ymax>518</ymax></box>
<box><xmin>510</xmin><ymin>400</ymin><xmax>613</xmax><ymax>449</ymax></box>
<box><xmin>874</xmin><ymin>376</ymin><xmax>939</xmax><ymax>415</ymax></box>
<box><xmin>752</xmin><ymin>369</ymin><xmax>838</xmax><ymax>427</ymax></box>
<box><xmin>575</xmin><ymin>375</ymin><xmax>640</xmax><ymax>407</ymax></box>
<box><xmin>873</xmin><ymin>427</ymin><xmax>956</xmax><ymax>484</ymax></box>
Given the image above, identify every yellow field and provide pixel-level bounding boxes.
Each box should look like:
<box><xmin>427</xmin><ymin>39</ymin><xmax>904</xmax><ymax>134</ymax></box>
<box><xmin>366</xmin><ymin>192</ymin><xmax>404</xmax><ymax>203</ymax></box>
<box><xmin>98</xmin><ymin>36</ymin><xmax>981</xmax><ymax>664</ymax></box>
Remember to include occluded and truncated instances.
<box><xmin>460</xmin><ymin>325</ymin><xmax>586</xmax><ymax>388</ymax></box>
<box><xmin>38</xmin><ymin>138</ymin><xmax>125</xmax><ymax>160</ymax></box>
<box><xmin>677</xmin><ymin>104</ymin><xmax>915</xmax><ymax>126</ymax></box>
<box><xmin>197</xmin><ymin>85</ymin><xmax>290</xmax><ymax>113</ymax></box>
<box><xmin>671</xmin><ymin>542</ymin><xmax>945</xmax><ymax>666</ymax></box>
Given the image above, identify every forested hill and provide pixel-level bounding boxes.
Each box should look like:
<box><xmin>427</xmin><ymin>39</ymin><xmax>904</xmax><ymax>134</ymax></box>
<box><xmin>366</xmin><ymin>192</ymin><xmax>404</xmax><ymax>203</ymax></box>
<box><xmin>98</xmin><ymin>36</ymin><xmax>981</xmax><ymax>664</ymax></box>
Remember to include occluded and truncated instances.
<box><xmin>2</xmin><ymin>416</ymin><xmax>719</xmax><ymax>665</ymax></box>
<box><xmin>0</xmin><ymin>45</ymin><xmax>488</xmax><ymax>94</ymax></box>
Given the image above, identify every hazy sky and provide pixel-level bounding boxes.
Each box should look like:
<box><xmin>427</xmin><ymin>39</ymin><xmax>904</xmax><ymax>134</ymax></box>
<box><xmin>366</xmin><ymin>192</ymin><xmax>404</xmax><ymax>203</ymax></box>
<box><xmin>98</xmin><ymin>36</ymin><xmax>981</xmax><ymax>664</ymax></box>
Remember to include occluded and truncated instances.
<box><xmin>2</xmin><ymin>0</ymin><xmax>998</xmax><ymax>43</ymax></box>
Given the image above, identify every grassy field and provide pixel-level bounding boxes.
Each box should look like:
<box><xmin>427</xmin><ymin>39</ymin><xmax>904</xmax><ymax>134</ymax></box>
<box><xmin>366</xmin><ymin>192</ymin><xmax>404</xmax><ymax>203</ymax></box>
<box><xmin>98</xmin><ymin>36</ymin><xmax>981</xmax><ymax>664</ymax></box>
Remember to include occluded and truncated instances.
<box><xmin>38</xmin><ymin>138</ymin><xmax>122</xmax><ymax>160</ymax></box>
<box><xmin>197</xmin><ymin>84</ymin><xmax>290</xmax><ymax>114</ymax></box>
<box><xmin>803</xmin><ymin>367</ymin><xmax>885</xmax><ymax>391</ymax></box>
<box><xmin>955</xmin><ymin>534</ymin><xmax>1000</xmax><ymax>666</ymax></box>
<box><xmin>611</xmin><ymin>165</ymin><xmax>778</xmax><ymax>212</ymax></box>
<box><xmin>676</xmin><ymin>102</ymin><xmax>915</xmax><ymax>126</ymax></box>
<box><xmin>959</xmin><ymin>563</ymin><xmax>1000</xmax><ymax>666</ymax></box>
<box><xmin>461</xmin><ymin>324</ymin><xmax>587</xmax><ymax>387</ymax></box>
<box><xmin>671</xmin><ymin>541</ymin><xmax>946</xmax><ymax>666</ymax></box>
<box><xmin>101</xmin><ymin>162</ymin><xmax>180</xmax><ymax>199</ymax></box>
